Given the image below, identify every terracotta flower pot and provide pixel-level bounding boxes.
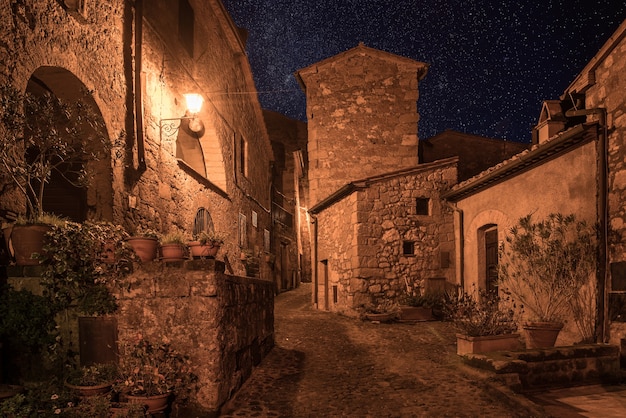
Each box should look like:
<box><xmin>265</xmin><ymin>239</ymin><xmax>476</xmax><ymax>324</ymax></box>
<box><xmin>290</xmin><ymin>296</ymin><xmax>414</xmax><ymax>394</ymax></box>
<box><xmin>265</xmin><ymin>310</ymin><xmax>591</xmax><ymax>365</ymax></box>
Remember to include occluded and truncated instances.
<box><xmin>126</xmin><ymin>236</ymin><xmax>159</xmax><ymax>262</ymax></box>
<box><xmin>64</xmin><ymin>381</ymin><xmax>113</xmax><ymax>397</ymax></box>
<box><xmin>126</xmin><ymin>393</ymin><xmax>170</xmax><ymax>413</ymax></box>
<box><xmin>10</xmin><ymin>224</ymin><xmax>52</xmax><ymax>265</ymax></box>
<box><xmin>160</xmin><ymin>243</ymin><xmax>187</xmax><ymax>261</ymax></box>
<box><xmin>523</xmin><ymin>321</ymin><xmax>564</xmax><ymax>349</ymax></box>
<box><xmin>189</xmin><ymin>241</ymin><xmax>220</xmax><ymax>258</ymax></box>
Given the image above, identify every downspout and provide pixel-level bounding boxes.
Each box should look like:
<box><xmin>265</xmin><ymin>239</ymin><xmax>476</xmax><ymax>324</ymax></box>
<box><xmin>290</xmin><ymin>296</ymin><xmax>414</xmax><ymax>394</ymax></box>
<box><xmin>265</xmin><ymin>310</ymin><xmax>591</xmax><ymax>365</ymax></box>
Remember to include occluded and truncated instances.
<box><xmin>311</xmin><ymin>214</ymin><xmax>319</xmax><ymax>308</ymax></box>
<box><xmin>134</xmin><ymin>0</ymin><xmax>146</xmax><ymax>170</ymax></box>
<box><xmin>566</xmin><ymin>108</ymin><xmax>608</xmax><ymax>342</ymax></box>
<box><xmin>453</xmin><ymin>205</ymin><xmax>464</xmax><ymax>290</ymax></box>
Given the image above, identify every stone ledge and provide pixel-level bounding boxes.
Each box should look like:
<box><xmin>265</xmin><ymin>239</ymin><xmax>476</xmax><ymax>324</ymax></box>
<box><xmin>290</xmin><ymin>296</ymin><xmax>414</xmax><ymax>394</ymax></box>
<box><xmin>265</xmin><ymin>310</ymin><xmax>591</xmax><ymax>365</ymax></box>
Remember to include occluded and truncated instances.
<box><xmin>461</xmin><ymin>344</ymin><xmax>620</xmax><ymax>392</ymax></box>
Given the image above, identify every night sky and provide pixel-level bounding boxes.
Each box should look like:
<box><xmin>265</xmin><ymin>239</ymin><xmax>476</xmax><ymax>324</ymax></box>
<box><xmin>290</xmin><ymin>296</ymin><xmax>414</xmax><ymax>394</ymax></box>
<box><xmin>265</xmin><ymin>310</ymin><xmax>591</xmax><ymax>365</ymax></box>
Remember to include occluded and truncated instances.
<box><xmin>221</xmin><ymin>1</ymin><xmax>625</xmax><ymax>143</ymax></box>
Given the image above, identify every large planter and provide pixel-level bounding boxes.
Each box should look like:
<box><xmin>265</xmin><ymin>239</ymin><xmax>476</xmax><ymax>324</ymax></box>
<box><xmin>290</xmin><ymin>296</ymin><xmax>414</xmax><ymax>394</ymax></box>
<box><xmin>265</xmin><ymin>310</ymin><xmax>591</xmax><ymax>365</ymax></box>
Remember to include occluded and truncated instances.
<box><xmin>160</xmin><ymin>243</ymin><xmax>187</xmax><ymax>261</ymax></box>
<box><xmin>126</xmin><ymin>236</ymin><xmax>158</xmax><ymax>262</ymax></box>
<box><xmin>399</xmin><ymin>306</ymin><xmax>433</xmax><ymax>321</ymax></box>
<box><xmin>523</xmin><ymin>321</ymin><xmax>563</xmax><ymax>349</ymax></box>
<box><xmin>126</xmin><ymin>393</ymin><xmax>170</xmax><ymax>413</ymax></box>
<box><xmin>64</xmin><ymin>381</ymin><xmax>113</xmax><ymax>397</ymax></box>
<box><xmin>364</xmin><ymin>312</ymin><xmax>396</xmax><ymax>323</ymax></box>
<box><xmin>189</xmin><ymin>241</ymin><xmax>220</xmax><ymax>258</ymax></box>
<box><xmin>10</xmin><ymin>224</ymin><xmax>52</xmax><ymax>265</ymax></box>
<box><xmin>456</xmin><ymin>333</ymin><xmax>521</xmax><ymax>355</ymax></box>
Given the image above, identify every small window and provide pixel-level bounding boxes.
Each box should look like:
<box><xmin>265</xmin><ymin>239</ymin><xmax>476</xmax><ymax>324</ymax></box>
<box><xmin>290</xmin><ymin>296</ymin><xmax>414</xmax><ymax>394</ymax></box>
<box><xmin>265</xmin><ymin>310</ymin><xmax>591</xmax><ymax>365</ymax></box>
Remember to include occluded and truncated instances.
<box><xmin>239</xmin><ymin>136</ymin><xmax>249</xmax><ymax>177</ymax></box>
<box><xmin>193</xmin><ymin>208</ymin><xmax>214</xmax><ymax>237</ymax></box>
<box><xmin>238</xmin><ymin>213</ymin><xmax>247</xmax><ymax>248</ymax></box>
<box><xmin>403</xmin><ymin>241</ymin><xmax>415</xmax><ymax>256</ymax></box>
<box><xmin>416</xmin><ymin>197</ymin><xmax>430</xmax><ymax>216</ymax></box>
<box><xmin>178</xmin><ymin>0</ymin><xmax>195</xmax><ymax>57</ymax></box>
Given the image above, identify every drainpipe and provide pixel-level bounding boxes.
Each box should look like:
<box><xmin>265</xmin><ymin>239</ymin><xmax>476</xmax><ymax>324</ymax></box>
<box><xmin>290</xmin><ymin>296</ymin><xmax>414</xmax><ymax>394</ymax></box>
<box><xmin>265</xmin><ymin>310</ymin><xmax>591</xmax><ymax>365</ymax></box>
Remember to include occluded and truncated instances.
<box><xmin>311</xmin><ymin>214</ymin><xmax>319</xmax><ymax>308</ymax></box>
<box><xmin>453</xmin><ymin>206</ymin><xmax>464</xmax><ymax>290</ymax></box>
<box><xmin>134</xmin><ymin>0</ymin><xmax>146</xmax><ymax>170</ymax></box>
<box><xmin>566</xmin><ymin>108</ymin><xmax>608</xmax><ymax>343</ymax></box>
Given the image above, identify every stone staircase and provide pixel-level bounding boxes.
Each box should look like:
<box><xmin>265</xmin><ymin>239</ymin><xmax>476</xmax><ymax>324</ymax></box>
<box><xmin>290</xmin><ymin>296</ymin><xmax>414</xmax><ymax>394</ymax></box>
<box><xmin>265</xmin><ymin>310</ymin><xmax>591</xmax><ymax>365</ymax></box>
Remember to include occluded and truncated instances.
<box><xmin>461</xmin><ymin>344</ymin><xmax>620</xmax><ymax>393</ymax></box>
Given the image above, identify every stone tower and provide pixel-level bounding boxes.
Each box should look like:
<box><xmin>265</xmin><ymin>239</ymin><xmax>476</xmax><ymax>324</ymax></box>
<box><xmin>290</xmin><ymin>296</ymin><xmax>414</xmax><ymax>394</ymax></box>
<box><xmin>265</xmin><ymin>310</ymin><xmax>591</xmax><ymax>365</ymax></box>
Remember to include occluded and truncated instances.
<box><xmin>295</xmin><ymin>43</ymin><xmax>429</xmax><ymax>206</ymax></box>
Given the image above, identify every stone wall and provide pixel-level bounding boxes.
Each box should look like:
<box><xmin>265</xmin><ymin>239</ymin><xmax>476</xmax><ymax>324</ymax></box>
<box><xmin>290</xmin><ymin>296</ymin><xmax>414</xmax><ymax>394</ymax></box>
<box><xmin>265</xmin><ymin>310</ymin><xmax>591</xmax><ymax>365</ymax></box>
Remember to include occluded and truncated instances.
<box><xmin>315</xmin><ymin>160</ymin><xmax>457</xmax><ymax>315</ymax></box>
<box><xmin>0</xmin><ymin>0</ymin><xmax>274</xmax><ymax>279</ymax></box>
<box><xmin>297</xmin><ymin>44</ymin><xmax>428</xmax><ymax>206</ymax></box>
<box><xmin>575</xmin><ymin>22</ymin><xmax>626</xmax><ymax>344</ymax></box>
<box><xmin>114</xmin><ymin>259</ymin><xmax>274</xmax><ymax>415</ymax></box>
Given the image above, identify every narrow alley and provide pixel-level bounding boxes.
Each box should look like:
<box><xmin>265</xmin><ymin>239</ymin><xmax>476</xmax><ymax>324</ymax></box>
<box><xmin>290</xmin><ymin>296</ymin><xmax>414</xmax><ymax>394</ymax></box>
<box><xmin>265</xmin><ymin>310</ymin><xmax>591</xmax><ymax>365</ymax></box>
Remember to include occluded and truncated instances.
<box><xmin>219</xmin><ymin>284</ymin><xmax>543</xmax><ymax>417</ymax></box>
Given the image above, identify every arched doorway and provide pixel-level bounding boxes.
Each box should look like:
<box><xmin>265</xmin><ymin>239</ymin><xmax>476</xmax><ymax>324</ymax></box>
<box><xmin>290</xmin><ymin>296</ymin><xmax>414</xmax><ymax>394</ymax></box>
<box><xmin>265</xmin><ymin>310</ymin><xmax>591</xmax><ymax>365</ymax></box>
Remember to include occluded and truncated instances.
<box><xmin>26</xmin><ymin>67</ymin><xmax>112</xmax><ymax>221</ymax></box>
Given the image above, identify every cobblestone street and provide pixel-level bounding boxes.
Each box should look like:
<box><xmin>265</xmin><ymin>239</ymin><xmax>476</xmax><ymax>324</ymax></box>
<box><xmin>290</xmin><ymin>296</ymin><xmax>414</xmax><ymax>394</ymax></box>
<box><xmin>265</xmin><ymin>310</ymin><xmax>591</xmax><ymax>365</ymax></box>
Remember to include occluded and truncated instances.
<box><xmin>219</xmin><ymin>283</ymin><xmax>544</xmax><ymax>417</ymax></box>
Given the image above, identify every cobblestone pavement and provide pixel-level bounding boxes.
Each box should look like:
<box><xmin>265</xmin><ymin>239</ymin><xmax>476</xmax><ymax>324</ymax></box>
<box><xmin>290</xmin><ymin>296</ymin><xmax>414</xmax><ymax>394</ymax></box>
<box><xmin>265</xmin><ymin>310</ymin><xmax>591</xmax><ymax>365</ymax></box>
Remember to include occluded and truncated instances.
<box><xmin>219</xmin><ymin>283</ymin><xmax>546</xmax><ymax>417</ymax></box>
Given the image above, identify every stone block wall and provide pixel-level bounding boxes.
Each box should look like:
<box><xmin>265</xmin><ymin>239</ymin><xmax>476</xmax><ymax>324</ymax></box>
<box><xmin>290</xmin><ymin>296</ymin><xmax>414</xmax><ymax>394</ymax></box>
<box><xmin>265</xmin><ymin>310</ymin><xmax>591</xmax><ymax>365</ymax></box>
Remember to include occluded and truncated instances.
<box><xmin>114</xmin><ymin>259</ymin><xmax>274</xmax><ymax>414</ymax></box>
<box><xmin>298</xmin><ymin>44</ymin><xmax>427</xmax><ymax>206</ymax></box>
<box><xmin>315</xmin><ymin>160</ymin><xmax>457</xmax><ymax>315</ymax></box>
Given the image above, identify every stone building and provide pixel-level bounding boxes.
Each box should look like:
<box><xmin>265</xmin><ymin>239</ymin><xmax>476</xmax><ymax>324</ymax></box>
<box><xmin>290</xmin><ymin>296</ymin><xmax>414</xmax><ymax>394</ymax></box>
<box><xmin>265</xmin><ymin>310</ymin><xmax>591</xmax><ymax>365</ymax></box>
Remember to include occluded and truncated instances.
<box><xmin>0</xmin><ymin>0</ymin><xmax>285</xmax><ymax>413</ymax></box>
<box><xmin>0</xmin><ymin>0</ymin><xmax>281</xmax><ymax>277</ymax></box>
<box><xmin>444</xmin><ymin>18</ymin><xmax>626</xmax><ymax>348</ymax></box>
<box><xmin>420</xmin><ymin>130</ymin><xmax>528</xmax><ymax>182</ymax></box>
<box><xmin>295</xmin><ymin>44</ymin><xmax>459</xmax><ymax>314</ymax></box>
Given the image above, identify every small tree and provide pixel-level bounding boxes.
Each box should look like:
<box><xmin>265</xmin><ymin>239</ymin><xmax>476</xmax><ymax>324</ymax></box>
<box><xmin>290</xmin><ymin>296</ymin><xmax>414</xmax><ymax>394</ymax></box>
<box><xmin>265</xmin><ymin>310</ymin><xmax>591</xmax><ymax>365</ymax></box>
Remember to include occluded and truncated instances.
<box><xmin>0</xmin><ymin>83</ymin><xmax>108</xmax><ymax>221</ymax></box>
<box><xmin>498</xmin><ymin>213</ymin><xmax>597</xmax><ymax>334</ymax></box>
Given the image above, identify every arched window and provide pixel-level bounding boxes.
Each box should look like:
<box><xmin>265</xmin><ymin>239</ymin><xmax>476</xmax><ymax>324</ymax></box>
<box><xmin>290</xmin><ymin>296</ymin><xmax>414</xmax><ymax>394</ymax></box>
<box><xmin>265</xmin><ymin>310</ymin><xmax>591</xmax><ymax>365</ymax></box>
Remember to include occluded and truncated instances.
<box><xmin>193</xmin><ymin>207</ymin><xmax>214</xmax><ymax>237</ymax></box>
<box><xmin>477</xmin><ymin>224</ymin><xmax>499</xmax><ymax>294</ymax></box>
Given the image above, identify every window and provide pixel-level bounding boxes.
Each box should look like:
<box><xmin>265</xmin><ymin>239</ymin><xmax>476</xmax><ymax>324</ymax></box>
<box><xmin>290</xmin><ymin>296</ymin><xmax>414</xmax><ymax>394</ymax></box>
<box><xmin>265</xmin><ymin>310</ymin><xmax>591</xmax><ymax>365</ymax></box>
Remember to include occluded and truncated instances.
<box><xmin>238</xmin><ymin>213</ymin><xmax>247</xmax><ymax>248</ymax></box>
<box><xmin>403</xmin><ymin>241</ymin><xmax>415</xmax><ymax>256</ymax></box>
<box><xmin>193</xmin><ymin>208</ymin><xmax>214</xmax><ymax>237</ymax></box>
<box><xmin>416</xmin><ymin>197</ymin><xmax>430</xmax><ymax>216</ymax></box>
<box><xmin>178</xmin><ymin>0</ymin><xmax>195</xmax><ymax>57</ymax></box>
<box><xmin>239</xmin><ymin>136</ymin><xmax>249</xmax><ymax>177</ymax></box>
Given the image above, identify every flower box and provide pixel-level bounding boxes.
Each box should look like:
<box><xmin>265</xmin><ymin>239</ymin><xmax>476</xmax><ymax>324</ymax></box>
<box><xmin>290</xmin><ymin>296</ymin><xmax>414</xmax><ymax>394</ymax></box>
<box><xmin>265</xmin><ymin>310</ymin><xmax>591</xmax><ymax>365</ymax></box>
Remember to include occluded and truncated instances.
<box><xmin>456</xmin><ymin>333</ymin><xmax>521</xmax><ymax>355</ymax></box>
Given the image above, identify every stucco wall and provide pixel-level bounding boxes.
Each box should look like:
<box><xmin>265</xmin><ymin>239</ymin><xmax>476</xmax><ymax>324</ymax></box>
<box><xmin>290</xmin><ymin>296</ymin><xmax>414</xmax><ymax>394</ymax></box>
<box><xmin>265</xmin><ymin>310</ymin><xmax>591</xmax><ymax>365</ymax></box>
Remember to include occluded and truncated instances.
<box><xmin>454</xmin><ymin>139</ymin><xmax>598</xmax><ymax>345</ymax></box>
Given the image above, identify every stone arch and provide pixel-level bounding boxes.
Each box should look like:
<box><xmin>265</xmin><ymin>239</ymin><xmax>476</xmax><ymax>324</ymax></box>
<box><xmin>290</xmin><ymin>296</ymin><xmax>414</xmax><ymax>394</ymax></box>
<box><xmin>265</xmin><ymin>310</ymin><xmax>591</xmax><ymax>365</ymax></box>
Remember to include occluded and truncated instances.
<box><xmin>464</xmin><ymin>209</ymin><xmax>511</xmax><ymax>291</ymax></box>
<box><xmin>27</xmin><ymin>66</ymin><xmax>113</xmax><ymax>221</ymax></box>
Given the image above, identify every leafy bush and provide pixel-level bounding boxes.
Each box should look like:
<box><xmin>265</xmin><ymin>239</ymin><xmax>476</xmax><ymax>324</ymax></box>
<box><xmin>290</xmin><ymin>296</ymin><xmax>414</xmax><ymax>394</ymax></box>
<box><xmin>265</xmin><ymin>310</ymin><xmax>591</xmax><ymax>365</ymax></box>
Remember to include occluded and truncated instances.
<box><xmin>444</xmin><ymin>287</ymin><xmax>518</xmax><ymax>337</ymax></box>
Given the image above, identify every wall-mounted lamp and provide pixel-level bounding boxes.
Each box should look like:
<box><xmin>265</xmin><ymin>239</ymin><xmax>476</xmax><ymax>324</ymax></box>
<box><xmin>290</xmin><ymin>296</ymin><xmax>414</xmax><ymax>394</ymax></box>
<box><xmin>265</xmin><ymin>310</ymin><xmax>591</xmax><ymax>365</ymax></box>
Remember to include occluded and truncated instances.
<box><xmin>159</xmin><ymin>93</ymin><xmax>205</xmax><ymax>140</ymax></box>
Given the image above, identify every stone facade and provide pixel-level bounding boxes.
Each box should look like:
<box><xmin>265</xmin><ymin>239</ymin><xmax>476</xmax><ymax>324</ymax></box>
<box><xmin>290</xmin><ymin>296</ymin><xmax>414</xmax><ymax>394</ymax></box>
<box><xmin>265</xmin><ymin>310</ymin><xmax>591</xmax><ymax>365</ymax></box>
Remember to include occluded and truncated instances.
<box><xmin>0</xmin><ymin>0</ymin><xmax>274</xmax><ymax>279</ymax></box>
<box><xmin>567</xmin><ymin>20</ymin><xmax>626</xmax><ymax>345</ymax></box>
<box><xmin>114</xmin><ymin>260</ymin><xmax>274</xmax><ymax>415</ymax></box>
<box><xmin>310</xmin><ymin>160</ymin><xmax>457</xmax><ymax>315</ymax></box>
<box><xmin>295</xmin><ymin>43</ymin><xmax>428</xmax><ymax>206</ymax></box>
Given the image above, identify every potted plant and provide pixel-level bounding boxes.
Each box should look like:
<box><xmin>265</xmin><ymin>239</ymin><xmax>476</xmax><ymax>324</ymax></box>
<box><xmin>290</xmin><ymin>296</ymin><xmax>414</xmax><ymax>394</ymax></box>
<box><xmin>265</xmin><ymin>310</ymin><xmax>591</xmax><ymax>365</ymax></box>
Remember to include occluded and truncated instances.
<box><xmin>9</xmin><ymin>213</ymin><xmax>65</xmax><ymax>266</ymax></box>
<box><xmin>126</xmin><ymin>226</ymin><xmax>160</xmax><ymax>262</ymax></box>
<box><xmin>444</xmin><ymin>287</ymin><xmax>520</xmax><ymax>355</ymax></box>
<box><xmin>64</xmin><ymin>363</ymin><xmax>118</xmax><ymax>398</ymax></box>
<box><xmin>189</xmin><ymin>231</ymin><xmax>225</xmax><ymax>259</ymax></box>
<box><xmin>0</xmin><ymin>83</ymin><xmax>108</xmax><ymax>264</ymax></box>
<box><xmin>116</xmin><ymin>338</ymin><xmax>197</xmax><ymax>414</ymax></box>
<box><xmin>358</xmin><ymin>299</ymin><xmax>400</xmax><ymax>323</ymax></box>
<box><xmin>160</xmin><ymin>231</ymin><xmax>188</xmax><ymax>261</ymax></box>
<box><xmin>498</xmin><ymin>213</ymin><xmax>597</xmax><ymax>348</ymax></box>
<box><xmin>398</xmin><ymin>283</ymin><xmax>441</xmax><ymax>321</ymax></box>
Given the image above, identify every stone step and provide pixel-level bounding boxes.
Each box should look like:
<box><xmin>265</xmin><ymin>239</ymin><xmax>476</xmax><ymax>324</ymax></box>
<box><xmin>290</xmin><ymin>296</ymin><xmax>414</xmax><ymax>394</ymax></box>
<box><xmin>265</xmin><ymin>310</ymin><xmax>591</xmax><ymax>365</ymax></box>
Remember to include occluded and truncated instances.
<box><xmin>461</xmin><ymin>344</ymin><xmax>620</xmax><ymax>393</ymax></box>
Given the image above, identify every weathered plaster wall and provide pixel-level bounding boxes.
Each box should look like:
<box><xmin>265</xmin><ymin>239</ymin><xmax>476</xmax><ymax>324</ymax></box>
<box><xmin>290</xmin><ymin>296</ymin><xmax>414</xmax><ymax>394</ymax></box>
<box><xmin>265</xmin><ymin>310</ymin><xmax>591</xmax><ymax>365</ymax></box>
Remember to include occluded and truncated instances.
<box><xmin>298</xmin><ymin>45</ymin><xmax>425</xmax><ymax>206</ymax></box>
<box><xmin>115</xmin><ymin>260</ymin><xmax>274</xmax><ymax>415</ymax></box>
<box><xmin>315</xmin><ymin>161</ymin><xmax>457</xmax><ymax>315</ymax></box>
<box><xmin>454</xmin><ymin>140</ymin><xmax>598</xmax><ymax>345</ymax></box>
